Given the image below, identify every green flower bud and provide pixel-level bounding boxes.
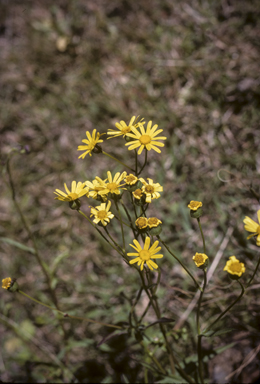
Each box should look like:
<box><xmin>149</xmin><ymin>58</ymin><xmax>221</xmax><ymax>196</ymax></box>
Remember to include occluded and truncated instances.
<box><xmin>69</xmin><ymin>199</ymin><xmax>81</xmax><ymax>210</ymax></box>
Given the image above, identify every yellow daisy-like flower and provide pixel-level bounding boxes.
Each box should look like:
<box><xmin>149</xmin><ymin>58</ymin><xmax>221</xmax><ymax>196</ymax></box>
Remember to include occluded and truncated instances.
<box><xmin>107</xmin><ymin>116</ymin><xmax>145</xmax><ymax>139</ymax></box>
<box><xmin>2</xmin><ymin>277</ymin><xmax>12</xmax><ymax>290</ymax></box>
<box><xmin>127</xmin><ymin>237</ymin><xmax>163</xmax><ymax>271</ymax></box>
<box><xmin>90</xmin><ymin>200</ymin><xmax>114</xmax><ymax>226</ymax></box>
<box><xmin>77</xmin><ymin>129</ymin><xmax>103</xmax><ymax>159</ymax></box>
<box><xmin>125</xmin><ymin>174</ymin><xmax>139</xmax><ymax>186</ymax></box>
<box><xmin>139</xmin><ymin>178</ymin><xmax>163</xmax><ymax>203</ymax></box>
<box><xmin>54</xmin><ymin>181</ymin><xmax>89</xmax><ymax>202</ymax></box>
<box><xmin>125</xmin><ymin>121</ymin><xmax>167</xmax><ymax>155</ymax></box>
<box><xmin>85</xmin><ymin>179</ymin><xmax>107</xmax><ymax>201</ymax></box>
<box><xmin>95</xmin><ymin>171</ymin><xmax>127</xmax><ymax>196</ymax></box>
<box><xmin>135</xmin><ymin>217</ymin><xmax>148</xmax><ymax>229</ymax></box>
<box><xmin>188</xmin><ymin>201</ymin><xmax>203</xmax><ymax>211</ymax></box>
<box><xmin>193</xmin><ymin>253</ymin><xmax>208</xmax><ymax>268</ymax></box>
<box><xmin>148</xmin><ymin>217</ymin><xmax>162</xmax><ymax>228</ymax></box>
<box><xmin>243</xmin><ymin>210</ymin><xmax>260</xmax><ymax>246</ymax></box>
<box><xmin>132</xmin><ymin>189</ymin><xmax>143</xmax><ymax>200</ymax></box>
<box><xmin>223</xmin><ymin>256</ymin><xmax>246</xmax><ymax>277</ymax></box>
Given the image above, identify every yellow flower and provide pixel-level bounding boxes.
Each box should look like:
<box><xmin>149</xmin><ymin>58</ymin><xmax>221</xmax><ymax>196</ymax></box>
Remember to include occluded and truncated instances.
<box><xmin>135</xmin><ymin>217</ymin><xmax>148</xmax><ymax>229</ymax></box>
<box><xmin>125</xmin><ymin>121</ymin><xmax>167</xmax><ymax>155</ymax></box>
<box><xmin>132</xmin><ymin>189</ymin><xmax>143</xmax><ymax>200</ymax></box>
<box><xmin>148</xmin><ymin>217</ymin><xmax>162</xmax><ymax>228</ymax></box>
<box><xmin>95</xmin><ymin>171</ymin><xmax>127</xmax><ymax>196</ymax></box>
<box><xmin>54</xmin><ymin>181</ymin><xmax>89</xmax><ymax>202</ymax></box>
<box><xmin>188</xmin><ymin>201</ymin><xmax>203</xmax><ymax>211</ymax></box>
<box><xmin>243</xmin><ymin>210</ymin><xmax>260</xmax><ymax>246</ymax></box>
<box><xmin>140</xmin><ymin>178</ymin><xmax>163</xmax><ymax>203</ymax></box>
<box><xmin>193</xmin><ymin>253</ymin><xmax>208</xmax><ymax>268</ymax></box>
<box><xmin>85</xmin><ymin>179</ymin><xmax>107</xmax><ymax>201</ymax></box>
<box><xmin>107</xmin><ymin>116</ymin><xmax>145</xmax><ymax>139</ymax></box>
<box><xmin>90</xmin><ymin>200</ymin><xmax>114</xmax><ymax>226</ymax></box>
<box><xmin>127</xmin><ymin>237</ymin><xmax>163</xmax><ymax>271</ymax></box>
<box><xmin>125</xmin><ymin>174</ymin><xmax>139</xmax><ymax>185</ymax></box>
<box><xmin>77</xmin><ymin>129</ymin><xmax>103</xmax><ymax>159</ymax></box>
<box><xmin>2</xmin><ymin>277</ymin><xmax>12</xmax><ymax>290</ymax></box>
<box><xmin>223</xmin><ymin>256</ymin><xmax>246</xmax><ymax>277</ymax></box>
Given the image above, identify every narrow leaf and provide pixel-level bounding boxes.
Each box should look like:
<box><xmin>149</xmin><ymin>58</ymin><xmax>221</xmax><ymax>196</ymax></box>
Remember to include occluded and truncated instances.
<box><xmin>0</xmin><ymin>237</ymin><xmax>35</xmax><ymax>254</ymax></box>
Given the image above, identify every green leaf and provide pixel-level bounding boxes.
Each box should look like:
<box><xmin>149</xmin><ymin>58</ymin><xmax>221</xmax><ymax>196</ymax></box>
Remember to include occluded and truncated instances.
<box><xmin>202</xmin><ymin>328</ymin><xmax>235</xmax><ymax>337</ymax></box>
<box><xmin>0</xmin><ymin>237</ymin><xmax>35</xmax><ymax>254</ymax></box>
<box><xmin>50</xmin><ymin>251</ymin><xmax>70</xmax><ymax>274</ymax></box>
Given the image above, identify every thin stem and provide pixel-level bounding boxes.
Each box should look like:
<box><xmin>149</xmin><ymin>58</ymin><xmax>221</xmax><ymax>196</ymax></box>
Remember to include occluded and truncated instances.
<box><xmin>197</xmin><ymin>269</ymin><xmax>207</xmax><ymax>384</ymax></box>
<box><xmin>139</xmin><ymin>340</ymin><xmax>166</xmax><ymax>375</ymax></box>
<box><xmin>115</xmin><ymin>200</ymin><xmax>125</xmax><ymax>251</ymax></box>
<box><xmin>246</xmin><ymin>254</ymin><xmax>260</xmax><ymax>288</ymax></box>
<box><xmin>18</xmin><ymin>290</ymin><xmax>122</xmax><ymax>329</ymax></box>
<box><xmin>158</xmin><ymin>237</ymin><xmax>202</xmax><ymax>291</ymax></box>
<box><xmin>203</xmin><ymin>280</ymin><xmax>245</xmax><ymax>334</ymax></box>
<box><xmin>137</xmin><ymin>148</ymin><xmax>148</xmax><ymax>176</ymax></box>
<box><xmin>78</xmin><ymin>210</ymin><xmax>125</xmax><ymax>258</ymax></box>
<box><xmin>134</xmin><ymin>149</ymin><xmax>138</xmax><ymax>175</ymax></box>
<box><xmin>102</xmin><ymin>151</ymin><xmax>135</xmax><ymax>172</ymax></box>
<box><xmin>5</xmin><ymin>156</ymin><xmax>61</xmax><ymax>310</ymax></box>
<box><xmin>197</xmin><ymin>218</ymin><xmax>206</xmax><ymax>254</ymax></box>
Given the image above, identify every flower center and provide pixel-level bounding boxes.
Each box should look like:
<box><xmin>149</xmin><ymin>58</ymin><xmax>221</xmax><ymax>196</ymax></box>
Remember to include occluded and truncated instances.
<box><xmin>145</xmin><ymin>185</ymin><xmax>154</xmax><ymax>194</ymax></box>
<box><xmin>139</xmin><ymin>250</ymin><xmax>151</xmax><ymax>261</ymax></box>
<box><xmin>126</xmin><ymin>175</ymin><xmax>137</xmax><ymax>184</ymax></box>
<box><xmin>140</xmin><ymin>135</ymin><xmax>152</xmax><ymax>145</ymax></box>
<box><xmin>148</xmin><ymin>218</ymin><xmax>158</xmax><ymax>226</ymax></box>
<box><xmin>230</xmin><ymin>263</ymin><xmax>242</xmax><ymax>274</ymax></box>
<box><xmin>107</xmin><ymin>182</ymin><xmax>118</xmax><ymax>192</ymax></box>
<box><xmin>136</xmin><ymin>218</ymin><xmax>147</xmax><ymax>228</ymax></box>
<box><xmin>121</xmin><ymin>126</ymin><xmax>132</xmax><ymax>134</ymax></box>
<box><xmin>97</xmin><ymin>210</ymin><xmax>107</xmax><ymax>219</ymax></box>
<box><xmin>134</xmin><ymin>189</ymin><xmax>142</xmax><ymax>197</ymax></box>
<box><xmin>69</xmin><ymin>193</ymin><xmax>79</xmax><ymax>200</ymax></box>
<box><xmin>195</xmin><ymin>255</ymin><xmax>204</xmax><ymax>264</ymax></box>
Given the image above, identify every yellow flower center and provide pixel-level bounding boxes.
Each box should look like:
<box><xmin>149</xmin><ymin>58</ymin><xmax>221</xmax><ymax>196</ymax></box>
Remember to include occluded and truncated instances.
<box><xmin>136</xmin><ymin>218</ymin><xmax>147</xmax><ymax>228</ymax></box>
<box><xmin>107</xmin><ymin>182</ymin><xmax>118</xmax><ymax>192</ymax></box>
<box><xmin>145</xmin><ymin>185</ymin><xmax>154</xmax><ymax>194</ymax></box>
<box><xmin>97</xmin><ymin>210</ymin><xmax>107</xmax><ymax>219</ymax></box>
<box><xmin>69</xmin><ymin>193</ymin><xmax>79</xmax><ymax>200</ymax></box>
<box><xmin>134</xmin><ymin>189</ymin><xmax>142</xmax><ymax>197</ymax></box>
<box><xmin>229</xmin><ymin>262</ymin><xmax>242</xmax><ymax>274</ymax></box>
<box><xmin>140</xmin><ymin>135</ymin><xmax>152</xmax><ymax>145</ymax></box>
<box><xmin>194</xmin><ymin>255</ymin><xmax>204</xmax><ymax>264</ymax></box>
<box><xmin>148</xmin><ymin>218</ymin><xmax>158</xmax><ymax>226</ymax></box>
<box><xmin>126</xmin><ymin>175</ymin><xmax>137</xmax><ymax>184</ymax></box>
<box><xmin>121</xmin><ymin>126</ymin><xmax>132</xmax><ymax>134</ymax></box>
<box><xmin>139</xmin><ymin>250</ymin><xmax>151</xmax><ymax>261</ymax></box>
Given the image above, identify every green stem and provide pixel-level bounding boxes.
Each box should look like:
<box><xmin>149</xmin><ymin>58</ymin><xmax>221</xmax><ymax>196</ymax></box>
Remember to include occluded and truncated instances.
<box><xmin>197</xmin><ymin>218</ymin><xmax>206</xmax><ymax>254</ymax></box>
<box><xmin>158</xmin><ymin>237</ymin><xmax>202</xmax><ymax>291</ymax></box>
<box><xmin>5</xmin><ymin>155</ymin><xmax>61</xmax><ymax>310</ymax></box>
<box><xmin>140</xmin><ymin>340</ymin><xmax>166</xmax><ymax>375</ymax></box>
<box><xmin>18</xmin><ymin>290</ymin><xmax>122</xmax><ymax>329</ymax></box>
<box><xmin>137</xmin><ymin>148</ymin><xmax>148</xmax><ymax>176</ymax></box>
<box><xmin>78</xmin><ymin>210</ymin><xmax>125</xmax><ymax>258</ymax></box>
<box><xmin>197</xmin><ymin>269</ymin><xmax>207</xmax><ymax>384</ymax></box>
<box><xmin>134</xmin><ymin>149</ymin><xmax>138</xmax><ymax>175</ymax></box>
<box><xmin>115</xmin><ymin>200</ymin><xmax>125</xmax><ymax>251</ymax></box>
<box><xmin>102</xmin><ymin>151</ymin><xmax>135</xmax><ymax>172</ymax></box>
<box><xmin>246</xmin><ymin>254</ymin><xmax>260</xmax><ymax>288</ymax></box>
<box><xmin>203</xmin><ymin>280</ymin><xmax>245</xmax><ymax>334</ymax></box>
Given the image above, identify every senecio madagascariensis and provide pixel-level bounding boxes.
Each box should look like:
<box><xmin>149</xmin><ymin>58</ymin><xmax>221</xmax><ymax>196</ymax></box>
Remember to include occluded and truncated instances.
<box><xmin>54</xmin><ymin>181</ymin><xmax>89</xmax><ymax>202</ymax></box>
<box><xmin>193</xmin><ymin>253</ymin><xmax>208</xmax><ymax>268</ymax></box>
<box><xmin>77</xmin><ymin>129</ymin><xmax>103</xmax><ymax>159</ymax></box>
<box><xmin>127</xmin><ymin>237</ymin><xmax>163</xmax><ymax>271</ymax></box>
<box><xmin>243</xmin><ymin>209</ymin><xmax>260</xmax><ymax>246</ymax></box>
<box><xmin>125</xmin><ymin>121</ymin><xmax>167</xmax><ymax>155</ymax></box>
<box><xmin>2</xmin><ymin>277</ymin><xmax>12</xmax><ymax>290</ymax></box>
<box><xmin>223</xmin><ymin>256</ymin><xmax>245</xmax><ymax>278</ymax></box>
<box><xmin>188</xmin><ymin>201</ymin><xmax>203</xmax><ymax>211</ymax></box>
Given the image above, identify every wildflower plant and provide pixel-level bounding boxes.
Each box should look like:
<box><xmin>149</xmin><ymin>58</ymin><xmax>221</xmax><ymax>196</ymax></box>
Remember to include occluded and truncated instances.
<box><xmin>3</xmin><ymin>116</ymin><xmax>260</xmax><ymax>384</ymax></box>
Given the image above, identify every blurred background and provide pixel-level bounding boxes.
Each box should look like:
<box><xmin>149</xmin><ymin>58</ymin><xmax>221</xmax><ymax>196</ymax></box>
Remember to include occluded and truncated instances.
<box><xmin>1</xmin><ymin>0</ymin><xmax>260</xmax><ymax>382</ymax></box>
